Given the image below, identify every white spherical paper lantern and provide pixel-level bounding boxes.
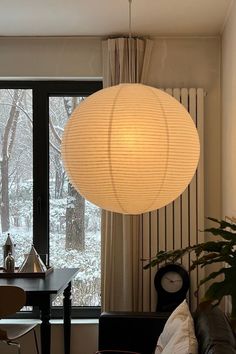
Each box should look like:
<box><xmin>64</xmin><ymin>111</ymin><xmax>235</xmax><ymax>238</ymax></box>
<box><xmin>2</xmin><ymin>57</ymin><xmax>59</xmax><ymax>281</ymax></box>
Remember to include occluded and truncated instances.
<box><xmin>61</xmin><ymin>84</ymin><xmax>200</xmax><ymax>215</ymax></box>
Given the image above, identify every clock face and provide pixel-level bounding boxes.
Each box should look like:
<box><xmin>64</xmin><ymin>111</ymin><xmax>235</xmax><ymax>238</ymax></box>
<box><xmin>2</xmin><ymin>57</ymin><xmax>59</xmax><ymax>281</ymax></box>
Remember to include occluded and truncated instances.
<box><xmin>161</xmin><ymin>271</ymin><xmax>183</xmax><ymax>293</ymax></box>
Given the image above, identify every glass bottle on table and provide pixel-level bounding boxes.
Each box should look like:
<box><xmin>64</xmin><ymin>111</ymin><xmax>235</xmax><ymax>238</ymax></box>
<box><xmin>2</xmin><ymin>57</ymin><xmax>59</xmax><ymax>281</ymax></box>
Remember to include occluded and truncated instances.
<box><xmin>5</xmin><ymin>252</ymin><xmax>15</xmax><ymax>272</ymax></box>
<box><xmin>2</xmin><ymin>233</ymin><xmax>16</xmax><ymax>267</ymax></box>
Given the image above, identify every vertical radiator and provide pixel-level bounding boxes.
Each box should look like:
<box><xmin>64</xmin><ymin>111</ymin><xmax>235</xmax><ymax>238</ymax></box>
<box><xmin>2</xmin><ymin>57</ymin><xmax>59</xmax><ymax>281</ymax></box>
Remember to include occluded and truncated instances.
<box><xmin>140</xmin><ymin>88</ymin><xmax>205</xmax><ymax>312</ymax></box>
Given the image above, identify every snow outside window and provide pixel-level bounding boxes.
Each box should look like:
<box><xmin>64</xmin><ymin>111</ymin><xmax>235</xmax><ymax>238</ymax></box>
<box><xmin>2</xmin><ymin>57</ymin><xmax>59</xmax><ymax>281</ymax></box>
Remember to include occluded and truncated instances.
<box><xmin>0</xmin><ymin>89</ymin><xmax>33</xmax><ymax>268</ymax></box>
<box><xmin>49</xmin><ymin>96</ymin><xmax>101</xmax><ymax>307</ymax></box>
<box><xmin>0</xmin><ymin>88</ymin><xmax>101</xmax><ymax>309</ymax></box>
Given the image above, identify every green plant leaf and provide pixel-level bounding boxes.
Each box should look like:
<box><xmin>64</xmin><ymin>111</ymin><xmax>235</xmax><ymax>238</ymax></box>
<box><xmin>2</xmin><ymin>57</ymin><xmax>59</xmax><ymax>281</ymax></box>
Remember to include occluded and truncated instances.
<box><xmin>201</xmin><ymin>267</ymin><xmax>236</xmax><ymax>304</ymax></box>
<box><xmin>190</xmin><ymin>255</ymin><xmax>226</xmax><ymax>270</ymax></box>
<box><xmin>204</xmin><ymin>228</ymin><xmax>236</xmax><ymax>241</ymax></box>
<box><xmin>198</xmin><ymin>268</ymin><xmax>226</xmax><ymax>286</ymax></box>
<box><xmin>143</xmin><ymin>244</ymin><xmax>203</xmax><ymax>269</ymax></box>
<box><xmin>195</xmin><ymin>241</ymin><xmax>231</xmax><ymax>254</ymax></box>
<box><xmin>207</xmin><ymin>217</ymin><xmax>236</xmax><ymax>231</ymax></box>
<box><xmin>202</xmin><ymin>280</ymin><xmax>230</xmax><ymax>304</ymax></box>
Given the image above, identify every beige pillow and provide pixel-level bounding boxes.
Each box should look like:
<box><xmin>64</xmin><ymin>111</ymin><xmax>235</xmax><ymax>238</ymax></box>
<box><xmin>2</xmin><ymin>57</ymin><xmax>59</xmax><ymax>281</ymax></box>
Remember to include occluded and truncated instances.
<box><xmin>155</xmin><ymin>300</ymin><xmax>198</xmax><ymax>354</ymax></box>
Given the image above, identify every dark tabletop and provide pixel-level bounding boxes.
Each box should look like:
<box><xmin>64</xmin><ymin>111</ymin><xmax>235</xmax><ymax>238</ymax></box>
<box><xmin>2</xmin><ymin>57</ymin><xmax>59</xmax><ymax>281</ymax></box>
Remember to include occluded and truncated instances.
<box><xmin>0</xmin><ymin>268</ymin><xmax>79</xmax><ymax>294</ymax></box>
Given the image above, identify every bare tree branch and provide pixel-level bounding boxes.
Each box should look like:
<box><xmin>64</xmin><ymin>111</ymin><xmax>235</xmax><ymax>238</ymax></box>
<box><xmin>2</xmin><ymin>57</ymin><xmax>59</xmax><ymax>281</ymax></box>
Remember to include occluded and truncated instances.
<box><xmin>50</xmin><ymin>140</ymin><xmax>61</xmax><ymax>155</ymax></box>
<box><xmin>0</xmin><ymin>103</ymin><xmax>33</xmax><ymax>125</ymax></box>
<box><xmin>49</xmin><ymin>118</ymin><xmax>62</xmax><ymax>145</ymax></box>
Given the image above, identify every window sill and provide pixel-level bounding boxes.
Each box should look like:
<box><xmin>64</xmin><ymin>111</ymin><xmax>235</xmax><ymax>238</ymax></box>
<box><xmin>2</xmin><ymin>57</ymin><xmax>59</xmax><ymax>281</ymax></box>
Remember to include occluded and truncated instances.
<box><xmin>51</xmin><ymin>319</ymin><xmax>99</xmax><ymax>325</ymax></box>
<box><xmin>0</xmin><ymin>319</ymin><xmax>98</xmax><ymax>325</ymax></box>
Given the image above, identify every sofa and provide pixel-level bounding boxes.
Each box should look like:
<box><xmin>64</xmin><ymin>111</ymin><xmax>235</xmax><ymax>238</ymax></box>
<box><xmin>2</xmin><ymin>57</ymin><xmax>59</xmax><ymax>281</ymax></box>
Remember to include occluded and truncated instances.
<box><xmin>99</xmin><ymin>306</ymin><xmax>236</xmax><ymax>354</ymax></box>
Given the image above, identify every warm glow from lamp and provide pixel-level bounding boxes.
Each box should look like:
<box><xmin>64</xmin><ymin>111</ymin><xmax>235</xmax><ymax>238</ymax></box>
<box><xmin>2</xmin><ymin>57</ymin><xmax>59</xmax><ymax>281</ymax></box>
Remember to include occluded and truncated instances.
<box><xmin>61</xmin><ymin>84</ymin><xmax>200</xmax><ymax>215</ymax></box>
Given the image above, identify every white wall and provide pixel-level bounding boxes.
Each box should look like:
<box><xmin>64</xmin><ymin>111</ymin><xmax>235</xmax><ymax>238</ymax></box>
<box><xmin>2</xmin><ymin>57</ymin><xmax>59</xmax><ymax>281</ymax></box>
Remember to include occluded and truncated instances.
<box><xmin>0</xmin><ymin>37</ymin><xmax>102</xmax><ymax>78</ymax></box>
<box><xmin>222</xmin><ymin>1</ymin><xmax>236</xmax><ymax>218</ymax></box>
<box><xmin>0</xmin><ymin>35</ymin><xmax>221</xmax><ymax>353</ymax></box>
<box><xmin>147</xmin><ymin>37</ymin><xmax>221</xmax><ymax>221</ymax></box>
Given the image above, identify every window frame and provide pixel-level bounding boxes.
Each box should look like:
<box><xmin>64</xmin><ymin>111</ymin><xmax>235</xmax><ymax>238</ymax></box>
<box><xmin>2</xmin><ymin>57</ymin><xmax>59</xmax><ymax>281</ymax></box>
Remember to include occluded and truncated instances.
<box><xmin>0</xmin><ymin>80</ymin><xmax>103</xmax><ymax>318</ymax></box>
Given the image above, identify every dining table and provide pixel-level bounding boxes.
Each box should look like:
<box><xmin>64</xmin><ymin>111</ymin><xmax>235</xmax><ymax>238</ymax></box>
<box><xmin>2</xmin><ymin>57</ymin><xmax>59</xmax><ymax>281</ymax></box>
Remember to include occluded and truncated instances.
<box><xmin>0</xmin><ymin>268</ymin><xmax>79</xmax><ymax>354</ymax></box>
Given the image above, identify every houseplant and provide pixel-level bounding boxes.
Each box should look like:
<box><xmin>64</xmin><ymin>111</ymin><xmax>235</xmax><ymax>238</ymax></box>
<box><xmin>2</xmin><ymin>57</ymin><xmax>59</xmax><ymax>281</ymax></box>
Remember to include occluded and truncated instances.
<box><xmin>144</xmin><ymin>217</ymin><xmax>236</xmax><ymax>322</ymax></box>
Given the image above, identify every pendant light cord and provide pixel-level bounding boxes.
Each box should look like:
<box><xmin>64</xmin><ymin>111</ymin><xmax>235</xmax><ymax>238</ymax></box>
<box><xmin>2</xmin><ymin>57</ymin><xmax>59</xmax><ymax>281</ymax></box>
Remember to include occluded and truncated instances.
<box><xmin>128</xmin><ymin>0</ymin><xmax>132</xmax><ymax>83</ymax></box>
<box><xmin>129</xmin><ymin>0</ymin><xmax>132</xmax><ymax>39</ymax></box>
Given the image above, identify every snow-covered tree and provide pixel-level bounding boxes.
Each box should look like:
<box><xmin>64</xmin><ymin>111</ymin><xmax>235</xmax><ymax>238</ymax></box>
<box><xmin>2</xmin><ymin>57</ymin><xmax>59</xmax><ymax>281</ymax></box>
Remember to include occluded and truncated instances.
<box><xmin>0</xmin><ymin>89</ymin><xmax>32</xmax><ymax>233</ymax></box>
<box><xmin>49</xmin><ymin>96</ymin><xmax>85</xmax><ymax>251</ymax></box>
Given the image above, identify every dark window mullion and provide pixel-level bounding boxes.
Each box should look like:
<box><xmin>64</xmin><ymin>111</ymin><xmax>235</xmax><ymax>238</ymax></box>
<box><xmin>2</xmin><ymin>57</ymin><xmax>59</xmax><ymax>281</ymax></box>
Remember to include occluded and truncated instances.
<box><xmin>33</xmin><ymin>87</ymin><xmax>49</xmax><ymax>265</ymax></box>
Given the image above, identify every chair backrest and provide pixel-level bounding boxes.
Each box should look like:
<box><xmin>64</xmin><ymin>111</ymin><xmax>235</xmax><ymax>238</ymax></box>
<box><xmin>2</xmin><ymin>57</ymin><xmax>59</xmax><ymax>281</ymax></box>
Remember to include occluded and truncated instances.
<box><xmin>0</xmin><ymin>285</ymin><xmax>26</xmax><ymax>317</ymax></box>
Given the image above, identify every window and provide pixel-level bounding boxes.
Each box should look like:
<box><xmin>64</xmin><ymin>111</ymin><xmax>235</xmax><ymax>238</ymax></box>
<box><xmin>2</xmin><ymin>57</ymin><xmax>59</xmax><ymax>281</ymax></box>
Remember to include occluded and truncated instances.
<box><xmin>0</xmin><ymin>81</ymin><xmax>102</xmax><ymax>317</ymax></box>
<box><xmin>0</xmin><ymin>89</ymin><xmax>33</xmax><ymax>267</ymax></box>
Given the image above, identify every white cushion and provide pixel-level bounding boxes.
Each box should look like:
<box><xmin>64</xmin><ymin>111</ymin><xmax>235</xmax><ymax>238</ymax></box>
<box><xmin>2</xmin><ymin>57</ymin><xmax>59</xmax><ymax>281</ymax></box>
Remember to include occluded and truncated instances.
<box><xmin>154</xmin><ymin>300</ymin><xmax>198</xmax><ymax>354</ymax></box>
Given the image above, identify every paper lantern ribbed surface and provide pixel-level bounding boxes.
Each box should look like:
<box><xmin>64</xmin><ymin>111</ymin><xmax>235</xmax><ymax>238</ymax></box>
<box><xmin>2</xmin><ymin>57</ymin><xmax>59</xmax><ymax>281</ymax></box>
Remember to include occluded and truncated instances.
<box><xmin>61</xmin><ymin>84</ymin><xmax>200</xmax><ymax>215</ymax></box>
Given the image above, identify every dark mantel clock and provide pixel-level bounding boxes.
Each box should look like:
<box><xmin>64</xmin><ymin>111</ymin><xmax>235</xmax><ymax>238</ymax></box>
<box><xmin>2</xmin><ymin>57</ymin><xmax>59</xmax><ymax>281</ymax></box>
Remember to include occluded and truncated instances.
<box><xmin>154</xmin><ymin>263</ymin><xmax>190</xmax><ymax>312</ymax></box>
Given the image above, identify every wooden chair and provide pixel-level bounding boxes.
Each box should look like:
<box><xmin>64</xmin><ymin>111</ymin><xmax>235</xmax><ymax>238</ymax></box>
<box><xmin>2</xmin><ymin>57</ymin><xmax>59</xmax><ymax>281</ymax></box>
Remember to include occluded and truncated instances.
<box><xmin>0</xmin><ymin>285</ymin><xmax>39</xmax><ymax>354</ymax></box>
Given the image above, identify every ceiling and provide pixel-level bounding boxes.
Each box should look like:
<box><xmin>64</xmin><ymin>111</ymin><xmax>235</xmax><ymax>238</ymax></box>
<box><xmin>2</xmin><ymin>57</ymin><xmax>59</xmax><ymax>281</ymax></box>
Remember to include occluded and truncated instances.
<box><xmin>0</xmin><ymin>0</ymin><xmax>233</xmax><ymax>37</ymax></box>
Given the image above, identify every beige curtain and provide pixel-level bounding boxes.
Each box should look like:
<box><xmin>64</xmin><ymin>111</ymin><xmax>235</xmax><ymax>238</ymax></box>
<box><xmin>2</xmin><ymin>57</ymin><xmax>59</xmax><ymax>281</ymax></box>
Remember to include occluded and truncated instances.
<box><xmin>101</xmin><ymin>37</ymin><xmax>153</xmax><ymax>311</ymax></box>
